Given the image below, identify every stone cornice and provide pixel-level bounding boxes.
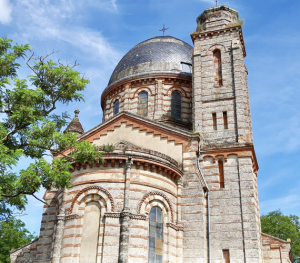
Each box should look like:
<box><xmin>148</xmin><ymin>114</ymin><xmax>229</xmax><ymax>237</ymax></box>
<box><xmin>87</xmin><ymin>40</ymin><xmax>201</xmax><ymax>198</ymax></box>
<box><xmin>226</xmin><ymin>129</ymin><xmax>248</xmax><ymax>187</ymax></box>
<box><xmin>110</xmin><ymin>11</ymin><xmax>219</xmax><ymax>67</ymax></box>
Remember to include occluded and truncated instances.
<box><xmin>71</xmin><ymin>152</ymin><xmax>183</xmax><ymax>184</ymax></box>
<box><xmin>191</xmin><ymin>26</ymin><xmax>246</xmax><ymax>57</ymax></box>
<box><xmin>78</xmin><ymin>111</ymin><xmax>199</xmax><ymax>145</ymax></box>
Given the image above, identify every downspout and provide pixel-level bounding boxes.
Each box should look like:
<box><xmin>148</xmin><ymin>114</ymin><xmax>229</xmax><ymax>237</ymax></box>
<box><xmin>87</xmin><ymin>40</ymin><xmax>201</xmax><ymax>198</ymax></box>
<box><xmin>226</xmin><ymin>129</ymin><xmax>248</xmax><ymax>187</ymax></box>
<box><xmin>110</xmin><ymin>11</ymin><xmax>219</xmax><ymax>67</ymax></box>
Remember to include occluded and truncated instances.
<box><xmin>197</xmin><ymin>144</ymin><xmax>211</xmax><ymax>263</ymax></box>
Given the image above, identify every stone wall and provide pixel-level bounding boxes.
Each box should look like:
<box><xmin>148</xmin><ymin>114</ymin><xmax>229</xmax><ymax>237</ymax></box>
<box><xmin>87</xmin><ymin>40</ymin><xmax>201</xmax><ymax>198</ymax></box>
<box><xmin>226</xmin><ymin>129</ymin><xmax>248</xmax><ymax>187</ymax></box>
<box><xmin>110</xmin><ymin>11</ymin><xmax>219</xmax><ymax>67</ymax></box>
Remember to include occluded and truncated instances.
<box><xmin>102</xmin><ymin>74</ymin><xmax>192</xmax><ymax>127</ymax></box>
<box><xmin>262</xmin><ymin>233</ymin><xmax>292</xmax><ymax>263</ymax></box>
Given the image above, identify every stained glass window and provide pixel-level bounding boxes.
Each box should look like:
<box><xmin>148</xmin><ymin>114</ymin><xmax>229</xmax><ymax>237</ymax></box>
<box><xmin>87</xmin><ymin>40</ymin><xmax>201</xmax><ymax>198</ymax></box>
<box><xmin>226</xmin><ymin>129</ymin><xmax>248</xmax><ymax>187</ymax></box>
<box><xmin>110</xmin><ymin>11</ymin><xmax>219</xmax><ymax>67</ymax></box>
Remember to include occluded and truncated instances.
<box><xmin>171</xmin><ymin>91</ymin><xmax>182</xmax><ymax>119</ymax></box>
<box><xmin>114</xmin><ymin>99</ymin><xmax>119</xmax><ymax>115</ymax></box>
<box><xmin>138</xmin><ymin>91</ymin><xmax>148</xmax><ymax>117</ymax></box>
<box><xmin>148</xmin><ymin>207</ymin><xmax>163</xmax><ymax>263</ymax></box>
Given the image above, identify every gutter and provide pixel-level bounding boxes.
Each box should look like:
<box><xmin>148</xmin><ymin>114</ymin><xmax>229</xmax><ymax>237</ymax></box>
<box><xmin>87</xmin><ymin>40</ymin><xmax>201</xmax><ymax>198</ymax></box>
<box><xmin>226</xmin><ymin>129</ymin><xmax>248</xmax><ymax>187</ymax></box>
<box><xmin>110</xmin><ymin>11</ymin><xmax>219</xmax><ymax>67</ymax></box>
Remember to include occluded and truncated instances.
<box><xmin>197</xmin><ymin>144</ymin><xmax>211</xmax><ymax>263</ymax></box>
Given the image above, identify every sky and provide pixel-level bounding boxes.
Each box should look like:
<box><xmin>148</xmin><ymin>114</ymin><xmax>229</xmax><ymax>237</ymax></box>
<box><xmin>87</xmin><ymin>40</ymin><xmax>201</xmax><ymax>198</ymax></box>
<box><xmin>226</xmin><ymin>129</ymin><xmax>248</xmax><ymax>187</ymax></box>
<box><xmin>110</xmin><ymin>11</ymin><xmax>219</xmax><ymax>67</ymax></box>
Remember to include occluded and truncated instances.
<box><xmin>1</xmin><ymin>0</ymin><xmax>299</xmax><ymax>234</ymax></box>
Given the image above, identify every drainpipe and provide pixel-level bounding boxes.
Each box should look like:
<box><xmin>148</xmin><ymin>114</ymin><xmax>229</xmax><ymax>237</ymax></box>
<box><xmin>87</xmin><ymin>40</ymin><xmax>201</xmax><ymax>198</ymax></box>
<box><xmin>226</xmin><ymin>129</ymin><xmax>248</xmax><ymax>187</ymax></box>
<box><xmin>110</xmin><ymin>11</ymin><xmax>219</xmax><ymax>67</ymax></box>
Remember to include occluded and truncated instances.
<box><xmin>197</xmin><ymin>144</ymin><xmax>211</xmax><ymax>263</ymax></box>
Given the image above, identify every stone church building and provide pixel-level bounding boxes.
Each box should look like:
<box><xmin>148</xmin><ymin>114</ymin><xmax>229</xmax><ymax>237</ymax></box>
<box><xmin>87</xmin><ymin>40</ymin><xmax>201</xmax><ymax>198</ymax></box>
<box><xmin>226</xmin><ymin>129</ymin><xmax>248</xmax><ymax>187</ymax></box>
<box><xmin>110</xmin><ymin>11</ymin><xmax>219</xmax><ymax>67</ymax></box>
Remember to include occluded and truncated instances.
<box><xmin>11</xmin><ymin>5</ymin><xmax>293</xmax><ymax>263</ymax></box>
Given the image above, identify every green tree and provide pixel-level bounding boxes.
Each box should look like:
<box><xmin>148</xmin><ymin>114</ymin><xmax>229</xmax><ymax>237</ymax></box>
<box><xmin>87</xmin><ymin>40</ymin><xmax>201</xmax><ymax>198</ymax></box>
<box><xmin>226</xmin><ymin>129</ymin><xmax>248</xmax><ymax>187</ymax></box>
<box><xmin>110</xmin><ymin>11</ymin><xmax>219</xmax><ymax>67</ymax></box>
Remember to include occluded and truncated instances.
<box><xmin>0</xmin><ymin>217</ymin><xmax>36</xmax><ymax>263</ymax></box>
<box><xmin>0</xmin><ymin>37</ymin><xmax>103</xmax><ymax>221</ymax></box>
<box><xmin>261</xmin><ymin>210</ymin><xmax>300</xmax><ymax>258</ymax></box>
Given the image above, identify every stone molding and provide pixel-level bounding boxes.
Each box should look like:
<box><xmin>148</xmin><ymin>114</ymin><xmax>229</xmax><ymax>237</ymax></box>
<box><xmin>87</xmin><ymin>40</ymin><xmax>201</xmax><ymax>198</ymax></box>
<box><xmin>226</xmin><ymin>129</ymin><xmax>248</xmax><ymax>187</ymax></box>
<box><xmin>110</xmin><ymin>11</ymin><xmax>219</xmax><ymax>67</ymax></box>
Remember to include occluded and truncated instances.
<box><xmin>104</xmin><ymin>212</ymin><xmax>147</xmax><ymax>221</ymax></box>
<box><xmin>101</xmin><ymin>73</ymin><xmax>192</xmax><ymax>107</ymax></box>
<box><xmin>114</xmin><ymin>140</ymin><xmax>178</xmax><ymax>167</ymax></box>
<box><xmin>166</xmin><ymin>222</ymin><xmax>184</xmax><ymax>231</ymax></box>
<box><xmin>69</xmin><ymin>185</ymin><xmax>115</xmax><ymax>213</ymax></box>
<box><xmin>64</xmin><ymin>214</ymin><xmax>80</xmax><ymax>220</ymax></box>
<box><xmin>138</xmin><ymin>191</ymin><xmax>174</xmax><ymax>222</ymax></box>
<box><xmin>191</xmin><ymin>26</ymin><xmax>246</xmax><ymax>57</ymax></box>
<box><xmin>201</xmin><ymin>145</ymin><xmax>259</xmax><ymax>174</ymax></box>
<box><xmin>79</xmin><ymin>111</ymin><xmax>196</xmax><ymax>145</ymax></box>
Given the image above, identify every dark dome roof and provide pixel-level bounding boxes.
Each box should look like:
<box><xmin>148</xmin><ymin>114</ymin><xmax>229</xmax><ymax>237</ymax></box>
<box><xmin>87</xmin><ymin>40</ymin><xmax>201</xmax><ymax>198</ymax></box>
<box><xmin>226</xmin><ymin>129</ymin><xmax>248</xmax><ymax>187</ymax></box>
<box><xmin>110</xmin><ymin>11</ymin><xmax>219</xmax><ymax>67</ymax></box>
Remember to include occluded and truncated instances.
<box><xmin>108</xmin><ymin>36</ymin><xmax>193</xmax><ymax>86</ymax></box>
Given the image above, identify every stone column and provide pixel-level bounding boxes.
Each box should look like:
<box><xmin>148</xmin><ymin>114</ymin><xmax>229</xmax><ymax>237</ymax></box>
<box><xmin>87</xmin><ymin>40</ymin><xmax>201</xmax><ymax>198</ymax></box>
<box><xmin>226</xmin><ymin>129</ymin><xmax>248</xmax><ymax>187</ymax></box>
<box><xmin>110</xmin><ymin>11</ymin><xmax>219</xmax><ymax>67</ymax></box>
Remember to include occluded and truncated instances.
<box><xmin>118</xmin><ymin>157</ymin><xmax>132</xmax><ymax>263</ymax></box>
<box><xmin>52</xmin><ymin>189</ymin><xmax>67</xmax><ymax>263</ymax></box>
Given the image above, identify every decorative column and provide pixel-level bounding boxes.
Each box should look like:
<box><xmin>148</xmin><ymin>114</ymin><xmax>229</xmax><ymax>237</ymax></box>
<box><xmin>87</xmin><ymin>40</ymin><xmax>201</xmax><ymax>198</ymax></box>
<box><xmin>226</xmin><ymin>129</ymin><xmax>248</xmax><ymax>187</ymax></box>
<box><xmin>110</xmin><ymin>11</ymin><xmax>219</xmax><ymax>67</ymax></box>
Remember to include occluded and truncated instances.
<box><xmin>118</xmin><ymin>157</ymin><xmax>132</xmax><ymax>263</ymax></box>
<box><xmin>52</xmin><ymin>189</ymin><xmax>67</xmax><ymax>263</ymax></box>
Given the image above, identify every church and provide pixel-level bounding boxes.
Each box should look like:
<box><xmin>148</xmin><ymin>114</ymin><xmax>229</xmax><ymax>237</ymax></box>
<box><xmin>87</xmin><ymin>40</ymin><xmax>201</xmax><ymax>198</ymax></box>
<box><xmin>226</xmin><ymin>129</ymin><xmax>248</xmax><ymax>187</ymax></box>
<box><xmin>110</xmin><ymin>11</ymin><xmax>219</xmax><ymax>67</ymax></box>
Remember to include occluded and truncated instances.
<box><xmin>11</xmin><ymin>5</ymin><xmax>293</xmax><ymax>263</ymax></box>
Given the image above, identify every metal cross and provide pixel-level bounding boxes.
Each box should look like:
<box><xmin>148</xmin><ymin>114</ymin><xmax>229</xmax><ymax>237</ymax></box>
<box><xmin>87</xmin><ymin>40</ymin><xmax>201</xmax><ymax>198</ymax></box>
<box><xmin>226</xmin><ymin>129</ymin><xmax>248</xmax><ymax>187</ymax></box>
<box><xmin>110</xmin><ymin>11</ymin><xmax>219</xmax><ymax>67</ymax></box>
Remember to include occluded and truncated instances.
<box><xmin>159</xmin><ymin>24</ymin><xmax>169</xmax><ymax>36</ymax></box>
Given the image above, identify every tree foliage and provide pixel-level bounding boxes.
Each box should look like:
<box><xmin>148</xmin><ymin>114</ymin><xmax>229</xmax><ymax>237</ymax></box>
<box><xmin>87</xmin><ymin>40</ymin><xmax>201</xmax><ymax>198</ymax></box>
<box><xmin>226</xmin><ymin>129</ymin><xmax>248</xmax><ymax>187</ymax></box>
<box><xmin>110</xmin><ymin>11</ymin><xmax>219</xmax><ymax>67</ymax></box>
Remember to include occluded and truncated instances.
<box><xmin>0</xmin><ymin>217</ymin><xmax>36</xmax><ymax>263</ymax></box>
<box><xmin>0</xmin><ymin>37</ymin><xmax>103</xmax><ymax>221</ymax></box>
<box><xmin>261</xmin><ymin>210</ymin><xmax>300</xmax><ymax>258</ymax></box>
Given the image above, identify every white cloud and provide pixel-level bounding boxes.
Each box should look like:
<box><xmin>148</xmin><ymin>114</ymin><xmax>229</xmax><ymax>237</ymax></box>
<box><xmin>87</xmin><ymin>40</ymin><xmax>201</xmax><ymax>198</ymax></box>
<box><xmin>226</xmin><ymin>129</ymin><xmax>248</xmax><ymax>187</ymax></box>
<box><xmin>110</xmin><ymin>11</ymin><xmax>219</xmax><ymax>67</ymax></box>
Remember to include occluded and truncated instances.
<box><xmin>12</xmin><ymin>0</ymin><xmax>120</xmax><ymax>66</ymax></box>
<box><xmin>0</xmin><ymin>0</ymin><xmax>12</xmax><ymax>24</ymax></box>
<box><xmin>260</xmin><ymin>193</ymin><xmax>300</xmax><ymax>217</ymax></box>
<box><xmin>111</xmin><ymin>0</ymin><xmax>117</xmax><ymax>11</ymax></box>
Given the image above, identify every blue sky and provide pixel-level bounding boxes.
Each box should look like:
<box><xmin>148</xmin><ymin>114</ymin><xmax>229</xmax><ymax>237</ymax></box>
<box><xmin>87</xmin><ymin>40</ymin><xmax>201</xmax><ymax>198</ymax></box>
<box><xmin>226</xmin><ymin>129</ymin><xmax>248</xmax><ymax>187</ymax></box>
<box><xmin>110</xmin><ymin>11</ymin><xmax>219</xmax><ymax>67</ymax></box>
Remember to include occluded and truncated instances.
<box><xmin>1</xmin><ymin>0</ymin><xmax>299</xmax><ymax>234</ymax></box>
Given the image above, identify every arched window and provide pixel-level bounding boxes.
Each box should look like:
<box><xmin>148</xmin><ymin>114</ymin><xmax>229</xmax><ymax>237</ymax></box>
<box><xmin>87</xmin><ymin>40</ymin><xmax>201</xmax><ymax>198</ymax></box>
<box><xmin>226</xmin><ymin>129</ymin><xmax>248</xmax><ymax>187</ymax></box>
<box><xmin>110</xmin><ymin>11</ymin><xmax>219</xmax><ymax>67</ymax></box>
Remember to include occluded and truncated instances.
<box><xmin>80</xmin><ymin>202</ymin><xmax>101</xmax><ymax>262</ymax></box>
<box><xmin>138</xmin><ymin>91</ymin><xmax>148</xmax><ymax>117</ymax></box>
<box><xmin>171</xmin><ymin>91</ymin><xmax>182</xmax><ymax>119</ymax></box>
<box><xmin>114</xmin><ymin>99</ymin><xmax>119</xmax><ymax>115</ymax></box>
<box><xmin>149</xmin><ymin>206</ymin><xmax>163</xmax><ymax>263</ymax></box>
<box><xmin>213</xmin><ymin>49</ymin><xmax>222</xmax><ymax>87</ymax></box>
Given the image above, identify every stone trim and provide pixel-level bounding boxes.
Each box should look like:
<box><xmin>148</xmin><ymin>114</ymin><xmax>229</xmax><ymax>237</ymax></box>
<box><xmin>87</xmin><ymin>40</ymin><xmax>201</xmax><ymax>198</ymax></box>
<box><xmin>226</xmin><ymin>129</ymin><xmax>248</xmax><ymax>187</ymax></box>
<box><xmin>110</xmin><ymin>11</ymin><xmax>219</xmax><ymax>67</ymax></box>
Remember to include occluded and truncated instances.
<box><xmin>104</xmin><ymin>212</ymin><xmax>147</xmax><ymax>220</ymax></box>
<box><xmin>64</xmin><ymin>214</ymin><xmax>80</xmax><ymax>220</ymax></box>
<box><xmin>69</xmin><ymin>185</ymin><xmax>114</xmax><ymax>213</ymax></box>
<box><xmin>201</xmin><ymin>145</ymin><xmax>259</xmax><ymax>174</ymax></box>
<box><xmin>131</xmin><ymin>86</ymin><xmax>153</xmax><ymax>98</ymax></box>
<box><xmin>113</xmin><ymin>140</ymin><xmax>178</xmax><ymax>167</ymax></box>
<box><xmin>191</xmin><ymin>26</ymin><xmax>246</xmax><ymax>57</ymax></box>
<box><xmin>138</xmin><ymin>191</ymin><xmax>174</xmax><ymax>222</ymax></box>
<box><xmin>78</xmin><ymin>111</ymin><xmax>198</xmax><ymax>146</ymax></box>
<box><xmin>166</xmin><ymin>222</ymin><xmax>184</xmax><ymax>231</ymax></box>
<box><xmin>101</xmin><ymin>73</ymin><xmax>192</xmax><ymax>106</ymax></box>
<box><xmin>70</xmin><ymin>153</ymin><xmax>183</xmax><ymax>184</ymax></box>
<box><xmin>166</xmin><ymin>86</ymin><xmax>189</xmax><ymax>98</ymax></box>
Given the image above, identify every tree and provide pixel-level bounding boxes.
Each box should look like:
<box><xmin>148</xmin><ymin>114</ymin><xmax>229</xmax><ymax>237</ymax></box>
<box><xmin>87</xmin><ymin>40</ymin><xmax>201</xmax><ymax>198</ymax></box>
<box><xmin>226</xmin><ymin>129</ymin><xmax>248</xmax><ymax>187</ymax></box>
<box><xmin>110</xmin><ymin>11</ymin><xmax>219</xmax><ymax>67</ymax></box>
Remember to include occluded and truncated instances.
<box><xmin>0</xmin><ymin>37</ymin><xmax>103</xmax><ymax>221</ymax></box>
<box><xmin>0</xmin><ymin>217</ymin><xmax>36</xmax><ymax>263</ymax></box>
<box><xmin>261</xmin><ymin>210</ymin><xmax>300</xmax><ymax>258</ymax></box>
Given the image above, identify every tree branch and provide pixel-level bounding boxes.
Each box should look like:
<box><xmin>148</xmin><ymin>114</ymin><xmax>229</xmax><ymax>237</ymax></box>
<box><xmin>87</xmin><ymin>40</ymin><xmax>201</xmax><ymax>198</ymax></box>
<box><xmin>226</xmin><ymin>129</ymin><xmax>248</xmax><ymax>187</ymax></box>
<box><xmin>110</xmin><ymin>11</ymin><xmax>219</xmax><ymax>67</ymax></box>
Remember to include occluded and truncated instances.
<box><xmin>32</xmin><ymin>194</ymin><xmax>50</xmax><ymax>206</ymax></box>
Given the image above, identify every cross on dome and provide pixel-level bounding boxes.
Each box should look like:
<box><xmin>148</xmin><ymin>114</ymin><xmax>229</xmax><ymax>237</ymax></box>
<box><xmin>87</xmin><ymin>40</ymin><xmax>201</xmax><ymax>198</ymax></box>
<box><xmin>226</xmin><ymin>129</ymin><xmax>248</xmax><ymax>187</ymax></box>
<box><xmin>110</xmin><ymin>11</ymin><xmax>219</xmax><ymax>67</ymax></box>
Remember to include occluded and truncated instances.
<box><xmin>159</xmin><ymin>24</ymin><xmax>169</xmax><ymax>36</ymax></box>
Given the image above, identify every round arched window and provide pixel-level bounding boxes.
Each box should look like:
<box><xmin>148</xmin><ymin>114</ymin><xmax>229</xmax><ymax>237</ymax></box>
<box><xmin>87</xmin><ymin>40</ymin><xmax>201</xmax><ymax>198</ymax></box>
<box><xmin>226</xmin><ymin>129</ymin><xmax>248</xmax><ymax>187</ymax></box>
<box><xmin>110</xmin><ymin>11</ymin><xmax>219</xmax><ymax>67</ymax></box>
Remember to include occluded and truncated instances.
<box><xmin>148</xmin><ymin>206</ymin><xmax>163</xmax><ymax>263</ymax></box>
<box><xmin>114</xmin><ymin>99</ymin><xmax>119</xmax><ymax>115</ymax></box>
<box><xmin>171</xmin><ymin>91</ymin><xmax>182</xmax><ymax>119</ymax></box>
<box><xmin>138</xmin><ymin>91</ymin><xmax>148</xmax><ymax>117</ymax></box>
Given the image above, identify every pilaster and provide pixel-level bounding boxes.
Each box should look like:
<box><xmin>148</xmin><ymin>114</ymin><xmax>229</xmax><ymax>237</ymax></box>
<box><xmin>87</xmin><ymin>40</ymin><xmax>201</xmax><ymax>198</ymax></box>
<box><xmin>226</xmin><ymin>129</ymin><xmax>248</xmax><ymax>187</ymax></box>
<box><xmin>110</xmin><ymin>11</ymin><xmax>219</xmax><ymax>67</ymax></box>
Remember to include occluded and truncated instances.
<box><xmin>118</xmin><ymin>158</ymin><xmax>133</xmax><ymax>263</ymax></box>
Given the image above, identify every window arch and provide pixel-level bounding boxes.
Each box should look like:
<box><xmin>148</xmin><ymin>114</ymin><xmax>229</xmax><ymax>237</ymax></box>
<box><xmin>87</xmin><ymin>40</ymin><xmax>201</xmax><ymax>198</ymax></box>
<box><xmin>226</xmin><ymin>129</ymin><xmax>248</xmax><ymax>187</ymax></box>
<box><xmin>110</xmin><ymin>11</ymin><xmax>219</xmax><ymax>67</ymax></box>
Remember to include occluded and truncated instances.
<box><xmin>171</xmin><ymin>90</ymin><xmax>182</xmax><ymax>119</ymax></box>
<box><xmin>149</xmin><ymin>206</ymin><xmax>163</xmax><ymax>263</ymax></box>
<box><xmin>138</xmin><ymin>91</ymin><xmax>148</xmax><ymax>117</ymax></box>
<box><xmin>213</xmin><ymin>49</ymin><xmax>222</xmax><ymax>87</ymax></box>
<box><xmin>113</xmin><ymin>99</ymin><xmax>119</xmax><ymax>115</ymax></box>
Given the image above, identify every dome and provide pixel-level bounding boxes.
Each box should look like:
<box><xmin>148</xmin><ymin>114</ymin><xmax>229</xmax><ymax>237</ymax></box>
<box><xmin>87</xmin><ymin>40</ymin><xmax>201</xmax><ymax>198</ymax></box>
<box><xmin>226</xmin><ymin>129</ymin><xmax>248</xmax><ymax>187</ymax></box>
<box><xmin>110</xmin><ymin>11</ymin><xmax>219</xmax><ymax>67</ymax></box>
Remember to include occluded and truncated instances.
<box><xmin>107</xmin><ymin>36</ymin><xmax>193</xmax><ymax>86</ymax></box>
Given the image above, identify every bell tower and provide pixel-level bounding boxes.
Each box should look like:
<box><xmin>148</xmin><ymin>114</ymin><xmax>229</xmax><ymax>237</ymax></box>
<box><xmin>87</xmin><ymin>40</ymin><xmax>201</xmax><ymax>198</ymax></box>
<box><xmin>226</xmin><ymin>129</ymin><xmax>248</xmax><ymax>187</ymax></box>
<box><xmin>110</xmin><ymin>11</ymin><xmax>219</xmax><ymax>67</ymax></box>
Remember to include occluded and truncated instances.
<box><xmin>191</xmin><ymin>5</ymin><xmax>253</xmax><ymax>147</ymax></box>
<box><xmin>190</xmin><ymin>5</ymin><xmax>262</xmax><ymax>263</ymax></box>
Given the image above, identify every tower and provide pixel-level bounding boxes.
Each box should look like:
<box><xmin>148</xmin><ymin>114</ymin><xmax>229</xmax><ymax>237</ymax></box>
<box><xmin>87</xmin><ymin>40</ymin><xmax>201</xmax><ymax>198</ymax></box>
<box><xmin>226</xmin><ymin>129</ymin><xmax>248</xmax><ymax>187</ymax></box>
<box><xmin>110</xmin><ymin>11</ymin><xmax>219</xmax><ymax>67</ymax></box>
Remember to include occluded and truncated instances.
<box><xmin>10</xmin><ymin>5</ymin><xmax>293</xmax><ymax>263</ymax></box>
<box><xmin>191</xmin><ymin>5</ymin><xmax>262</xmax><ymax>262</ymax></box>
